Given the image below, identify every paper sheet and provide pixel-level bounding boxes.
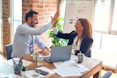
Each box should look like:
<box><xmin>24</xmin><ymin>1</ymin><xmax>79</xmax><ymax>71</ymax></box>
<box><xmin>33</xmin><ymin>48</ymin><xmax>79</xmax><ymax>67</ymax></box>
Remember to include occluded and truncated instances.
<box><xmin>53</xmin><ymin>60</ymin><xmax>76</xmax><ymax>68</ymax></box>
<box><xmin>53</xmin><ymin>54</ymin><xmax>78</xmax><ymax>68</ymax></box>
<box><xmin>53</xmin><ymin>60</ymin><xmax>89</xmax><ymax>77</ymax></box>
<box><xmin>54</xmin><ymin>66</ymin><xmax>82</xmax><ymax>77</ymax></box>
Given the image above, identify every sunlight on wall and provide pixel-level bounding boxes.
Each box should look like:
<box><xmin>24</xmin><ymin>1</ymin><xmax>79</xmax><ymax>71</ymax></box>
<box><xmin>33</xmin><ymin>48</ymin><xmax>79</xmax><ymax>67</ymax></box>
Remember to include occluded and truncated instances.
<box><xmin>11</xmin><ymin>0</ymin><xmax>22</xmax><ymax>42</ymax></box>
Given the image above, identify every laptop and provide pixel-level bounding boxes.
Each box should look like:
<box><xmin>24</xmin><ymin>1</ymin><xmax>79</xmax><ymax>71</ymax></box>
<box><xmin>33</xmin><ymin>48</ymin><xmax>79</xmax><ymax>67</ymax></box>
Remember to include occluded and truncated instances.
<box><xmin>44</xmin><ymin>45</ymin><xmax>72</xmax><ymax>63</ymax></box>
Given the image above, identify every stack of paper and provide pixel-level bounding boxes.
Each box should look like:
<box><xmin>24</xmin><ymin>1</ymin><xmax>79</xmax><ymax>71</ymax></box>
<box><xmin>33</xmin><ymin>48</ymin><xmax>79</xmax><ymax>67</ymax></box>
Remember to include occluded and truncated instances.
<box><xmin>53</xmin><ymin>60</ymin><xmax>89</xmax><ymax>77</ymax></box>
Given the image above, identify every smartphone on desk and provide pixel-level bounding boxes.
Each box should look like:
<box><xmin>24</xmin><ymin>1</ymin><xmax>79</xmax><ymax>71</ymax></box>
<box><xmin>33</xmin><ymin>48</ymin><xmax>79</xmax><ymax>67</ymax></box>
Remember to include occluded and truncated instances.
<box><xmin>35</xmin><ymin>69</ymin><xmax>49</xmax><ymax>75</ymax></box>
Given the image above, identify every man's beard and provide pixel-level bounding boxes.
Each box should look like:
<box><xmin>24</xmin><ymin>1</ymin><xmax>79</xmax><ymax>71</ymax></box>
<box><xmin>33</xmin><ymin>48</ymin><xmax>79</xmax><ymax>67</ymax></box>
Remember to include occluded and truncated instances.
<box><xmin>30</xmin><ymin>21</ymin><xmax>35</xmax><ymax>28</ymax></box>
<box><xmin>30</xmin><ymin>24</ymin><xmax>35</xmax><ymax>28</ymax></box>
<box><xmin>30</xmin><ymin>21</ymin><xmax>38</xmax><ymax>28</ymax></box>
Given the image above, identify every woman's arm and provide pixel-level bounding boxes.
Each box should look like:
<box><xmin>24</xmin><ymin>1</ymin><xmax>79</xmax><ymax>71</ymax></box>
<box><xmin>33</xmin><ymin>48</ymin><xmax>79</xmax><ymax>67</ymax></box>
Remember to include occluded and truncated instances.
<box><xmin>53</xmin><ymin>27</ymin><xmax>75</xmax><ymax>39</ymax></box>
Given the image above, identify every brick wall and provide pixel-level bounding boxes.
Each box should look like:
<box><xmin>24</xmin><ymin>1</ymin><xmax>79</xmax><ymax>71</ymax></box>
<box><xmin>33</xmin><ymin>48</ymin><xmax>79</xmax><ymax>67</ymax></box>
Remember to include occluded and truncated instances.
<box><xmin>22</xmin><ymin>0</ymin><xmax>59</xmax><ymax>49</ymax></box>
<box><xmin>2</xmin><ymin>0</ymin><xmax>60</xmax><ymax>55</ymax></box>
<box><xmin>22</xmin><ymin>0</ymin><xmax>32</xmax><ymax>23</ymax></box>
<box><xmin>2</xmin><ymin>0</ymin><xmax>10</xmax><ymax>55</ymax></box>
<box><xmin>22</xmin><ymin>0</ymin><xmax>59</xmax><ymax>25</ymax></box>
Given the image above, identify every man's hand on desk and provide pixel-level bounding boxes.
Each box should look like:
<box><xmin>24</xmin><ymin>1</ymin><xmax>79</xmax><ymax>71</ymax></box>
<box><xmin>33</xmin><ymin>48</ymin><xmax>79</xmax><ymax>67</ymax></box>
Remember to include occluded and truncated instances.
<box><xmin>41</xmin><ymin>47</ymin><xmax>50</xmax><ymax>56</ymax></box>
<box><xmin>26</xmin><ymin>62</ymin><xmax>39</xmax><ymax>70</ymax></box>
<box><xmin>21</xmin><ymin>54</ymin><xmax>34</xmax><ymax>62</ymax></box>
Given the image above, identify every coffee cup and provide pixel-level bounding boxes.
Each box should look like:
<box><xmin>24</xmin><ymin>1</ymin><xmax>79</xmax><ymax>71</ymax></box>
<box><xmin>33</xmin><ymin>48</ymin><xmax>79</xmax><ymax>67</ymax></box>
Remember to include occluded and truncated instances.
<box><xmin>77</xmin><ymin>52</ymin><xmax>85</xmax><ymax>63</ymax></box>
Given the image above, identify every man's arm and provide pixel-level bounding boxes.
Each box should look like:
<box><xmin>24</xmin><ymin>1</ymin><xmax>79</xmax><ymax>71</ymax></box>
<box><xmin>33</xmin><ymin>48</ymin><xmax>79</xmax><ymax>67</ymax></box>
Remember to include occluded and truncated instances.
<box><xmin>34</xmin><ymin>36</ymin><xmax>46</xmax><ymax>50</ymax></box>
<box><xmin>34</xmin><ymin>36</ymin><xmax>49</xmax><ymax>55</ymax></box>
<box><xmin>18</xmin><ymin>11</ymin><xmax>59</xmax><ymax>35</ymax></box>
<box><xmin>18</xmin><ymin>23</ymin><xmax>52</xmax><ymax>35</ymax></box>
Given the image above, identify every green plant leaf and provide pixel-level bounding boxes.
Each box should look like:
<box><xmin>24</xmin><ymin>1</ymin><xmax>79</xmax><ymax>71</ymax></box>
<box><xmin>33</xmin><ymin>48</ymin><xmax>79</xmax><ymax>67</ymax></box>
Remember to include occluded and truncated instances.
<box><xmin>48</xmin><ymin>17</ymin><xmax>68</xmax><ymax>48</ymax></box>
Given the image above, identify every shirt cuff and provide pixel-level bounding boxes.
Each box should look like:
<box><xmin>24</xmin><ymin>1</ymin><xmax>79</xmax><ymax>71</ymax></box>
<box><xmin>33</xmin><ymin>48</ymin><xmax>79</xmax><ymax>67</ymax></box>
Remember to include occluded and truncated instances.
<box><xmin>40</xmin><ymin>45</ymin><xmax>46</xmax><ymax>50</ymax></box>
<box><xmin>53</xmin><ymin>27</ymin><xmax>58</xmax><ymax>35</ymax></box>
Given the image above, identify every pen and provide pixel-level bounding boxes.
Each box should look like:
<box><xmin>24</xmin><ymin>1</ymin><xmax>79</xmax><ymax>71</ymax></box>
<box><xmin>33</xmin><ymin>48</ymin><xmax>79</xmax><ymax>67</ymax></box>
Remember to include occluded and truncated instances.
<box><xmin>19</xmin><ymin>57</ymin><xmax>23</xmax><ymax>64</ymax></box>
<box><xmin>11</xmin><ymin>58</ymin><xmax>16</xmax><ymax>65</ymax></box>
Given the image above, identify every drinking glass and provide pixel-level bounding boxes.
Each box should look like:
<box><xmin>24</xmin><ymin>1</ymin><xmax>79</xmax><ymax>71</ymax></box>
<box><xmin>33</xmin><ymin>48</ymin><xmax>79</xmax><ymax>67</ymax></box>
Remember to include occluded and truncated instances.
<box><xmin>37</xmin><ymin>54</ymin><xmax>44</xmax><ymax>66</ymax></box>
<box><xmin>32</xmin><ymin>52</ymin><xmax>44</xmax><ymax>66</ymax></box>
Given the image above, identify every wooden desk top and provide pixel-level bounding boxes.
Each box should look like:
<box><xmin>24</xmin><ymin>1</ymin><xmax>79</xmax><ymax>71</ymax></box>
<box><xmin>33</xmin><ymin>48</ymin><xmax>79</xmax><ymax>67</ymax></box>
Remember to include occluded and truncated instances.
<box><xmin>23</xmin><ymin>55</ymin><xmax>102</xmax><ymax>78</ymax></box>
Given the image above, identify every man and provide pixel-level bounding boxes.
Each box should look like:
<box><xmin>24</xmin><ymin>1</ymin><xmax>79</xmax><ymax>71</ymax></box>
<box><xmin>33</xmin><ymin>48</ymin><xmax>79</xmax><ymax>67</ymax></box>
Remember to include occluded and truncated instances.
<box><xmin>11</xmin><ymin>10</ymin><xmax>59</xmax><ymax>57</ymax></box>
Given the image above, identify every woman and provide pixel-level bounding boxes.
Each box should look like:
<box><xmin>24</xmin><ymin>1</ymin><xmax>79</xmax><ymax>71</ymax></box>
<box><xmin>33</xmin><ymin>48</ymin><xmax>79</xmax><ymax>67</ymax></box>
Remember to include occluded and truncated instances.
<box><xmin>53</xmin><ymin>18</ymin><xmax>93</xmax><ymax>57</ymax></box>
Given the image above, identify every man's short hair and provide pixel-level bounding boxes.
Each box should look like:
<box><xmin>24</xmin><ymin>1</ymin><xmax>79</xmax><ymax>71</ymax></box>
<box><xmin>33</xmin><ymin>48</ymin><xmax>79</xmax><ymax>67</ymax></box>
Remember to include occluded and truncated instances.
<box><xmin>25</xmin><ymin>10</ymin><xmax>38</xmax><ymax>22</ymax></box>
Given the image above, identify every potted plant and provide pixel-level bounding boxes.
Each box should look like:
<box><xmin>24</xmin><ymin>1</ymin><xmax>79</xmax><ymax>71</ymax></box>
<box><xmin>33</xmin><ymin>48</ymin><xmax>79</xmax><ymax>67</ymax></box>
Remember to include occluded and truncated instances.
<box><xmin>48</xmin><ymin>17</ymin><xmax>68</xmax><ymax>48</ymax></box>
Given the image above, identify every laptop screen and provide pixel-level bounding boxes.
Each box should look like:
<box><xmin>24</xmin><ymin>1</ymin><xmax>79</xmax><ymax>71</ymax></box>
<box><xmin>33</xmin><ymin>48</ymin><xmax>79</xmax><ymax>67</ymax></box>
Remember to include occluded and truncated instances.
<box><xmin>44</xmin><ymin>45</ymin><xmax>72</xmax><ymax>63</ymax></box>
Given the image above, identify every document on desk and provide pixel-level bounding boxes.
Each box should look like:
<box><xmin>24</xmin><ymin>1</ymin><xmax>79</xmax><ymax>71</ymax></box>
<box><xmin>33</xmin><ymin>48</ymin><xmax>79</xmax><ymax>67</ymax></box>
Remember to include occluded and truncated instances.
<box><xmin>53</xmin><ymin>60</ymin><xmax>76</xmax><ymax>68</ymax></box>
<box><xmin>53</xmin><ymin>60</ymin><xmax>89</xmax><ymax>77</ymax></box>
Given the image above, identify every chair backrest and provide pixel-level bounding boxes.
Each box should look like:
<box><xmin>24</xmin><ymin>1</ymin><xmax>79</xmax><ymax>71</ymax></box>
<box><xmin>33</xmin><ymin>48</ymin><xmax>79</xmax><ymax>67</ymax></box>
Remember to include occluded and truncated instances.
<box><xmin>101</xmin><ymin>71</ymin><xmax>112</xmax><ymax>78</ymax></box>
<box><xmin>5</xmin><ymin>44</ymin><xmax>12</xmax><ymax>60</ymax></box>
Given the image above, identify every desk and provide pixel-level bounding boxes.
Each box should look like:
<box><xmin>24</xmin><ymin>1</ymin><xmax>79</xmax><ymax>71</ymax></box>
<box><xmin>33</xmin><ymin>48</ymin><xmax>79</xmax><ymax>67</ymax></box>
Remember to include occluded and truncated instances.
<box><xmin>23</xmin><ymin>55</ymin><xmax>102</xmax><ymax>78</ymax></box>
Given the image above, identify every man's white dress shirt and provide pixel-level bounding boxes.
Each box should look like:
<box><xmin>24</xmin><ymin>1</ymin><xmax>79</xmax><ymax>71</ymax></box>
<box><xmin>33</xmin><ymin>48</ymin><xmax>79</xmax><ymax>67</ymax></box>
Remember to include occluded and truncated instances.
<box><xmin>11</xmin><ymin>22</ymin><xmax>52</xmax><ymax>57</ymax></box>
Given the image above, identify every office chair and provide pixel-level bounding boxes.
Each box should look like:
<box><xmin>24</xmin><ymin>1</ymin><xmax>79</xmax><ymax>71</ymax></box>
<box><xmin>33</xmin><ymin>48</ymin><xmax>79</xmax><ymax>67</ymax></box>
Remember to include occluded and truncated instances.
<box><xmin>101</xmin><ymin>71</ymin><xmax>112</xmax><ymax>78</ymax></box>
<box><xmin>5</xmin><ymin>44</ymin><xmax>12</xmax><ymax>60</ymax></box>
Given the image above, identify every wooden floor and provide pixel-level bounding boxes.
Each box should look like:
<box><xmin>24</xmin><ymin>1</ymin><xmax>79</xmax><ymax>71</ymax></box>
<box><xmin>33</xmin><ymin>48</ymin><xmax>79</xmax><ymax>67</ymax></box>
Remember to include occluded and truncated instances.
<box><xmin>0</xmin><ymin>54</ymin><xmax>116</xmax><ymax>78</ymax></box>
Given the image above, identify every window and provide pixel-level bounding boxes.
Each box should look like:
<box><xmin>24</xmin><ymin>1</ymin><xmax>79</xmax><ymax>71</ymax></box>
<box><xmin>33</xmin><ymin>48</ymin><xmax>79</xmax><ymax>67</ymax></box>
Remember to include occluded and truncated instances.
<box><xmin>93</xmin><ymin>0</ymin><xmax>117</xmax><ymax>51</ymax></box>
<box><xmin>92</xmin><ymin>0</ymin><xmax>117</xmax><ymax>68</ymax></box>
<box><xmin>59</xmin><ymin>0</ymin><xmax>66</xmax><ymax>28</ymax></box>
<box><xmin>93</xmin><ymin>0</ymin><xmax>117</xmax><ymax>34</ymax></box>
<box><xmin>93</xmin><ymin>0</ymin><xmax>111</xmax><ymax>32</ymax></box>
<box><xmin>10</xmin><ymin>0</ymin><xmax>22</xmax><ymax>42</ymax></box>
<box><xmin>60</xmin><ymin>0</ymin><xmax>117</xmax><ymax>51</ymax></box>
<box><xmin>111</xmin><ymin>0</ymin><xmax>117</xmax><ymax>34</ymax></box>
<box><xmin>59</xmin><ymin>0</ymin><xmax>66</xmax><ymax>18</ymax></box>
<box><xmin>60</xmin><ymin>0</ymin><xmax>117</xmax><ymax>68</ymax></box>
